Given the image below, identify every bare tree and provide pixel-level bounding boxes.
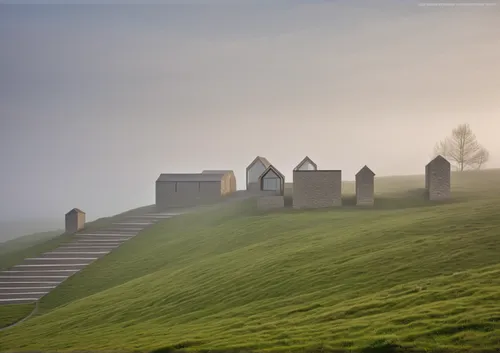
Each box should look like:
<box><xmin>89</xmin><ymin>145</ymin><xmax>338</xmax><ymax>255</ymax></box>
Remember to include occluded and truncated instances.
<box><xmin>433</xmin><ymin>123</ymin><xmax>490</xmax><ymax>171</ymax></box>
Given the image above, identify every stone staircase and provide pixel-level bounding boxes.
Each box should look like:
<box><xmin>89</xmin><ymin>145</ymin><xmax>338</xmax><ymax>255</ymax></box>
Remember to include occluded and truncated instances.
<box><xmin>0</xmin><ymin>211</ymin><xmax>187</xmax><ymax>305</ymax></box>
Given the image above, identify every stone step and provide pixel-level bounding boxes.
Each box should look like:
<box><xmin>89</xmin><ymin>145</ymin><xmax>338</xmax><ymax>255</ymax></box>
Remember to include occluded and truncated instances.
<box><xmin>0</xmin><ymin>297</ymin><xmax>39</xmax><ymax>304</ymax></box>
<box><xmin>0</xmin><ymin>281</ymin><xmax>62</xmax><ymax>288</ymax></box>
<box><xmin>56</xmin><ymin>246</ymin><xmax>118</xmax><ymax>252</ymax></box>
<box><xmin>13</xmin><ymin>263</ymin><xmax>89</xmax><ymax>271</ymax></box>
<box><xmin>37</xmin><ymin>253</ymin><xmax>105</xmax><ymax>259</ymax></box>
<box><xmin>0</xmin><ymin>276</ymin><xmax>67</xmax><ymax>283</ymax></box>
<box><xmin>23</xmin><ymin>258</ymin><xmax>96</xmax><ymax>265</ymax></box>
<box><xmin>79</xmin><ymin>229</ymin><xmax>139</xmax><ymax>234</ymax></box>
<box><xmin>0</xmin><ymin>270</ymin><xmax>79</xmax><ymax>277</ymax></box>
<box><xmin>0</xmin><ymin>286</ymin><xmax>55</xmax><ymax>293</ymax></box>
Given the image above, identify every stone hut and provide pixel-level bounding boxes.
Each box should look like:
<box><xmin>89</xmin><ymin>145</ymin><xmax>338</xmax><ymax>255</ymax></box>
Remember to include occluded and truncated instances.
<box><xmin>355</xmin><ymin>165</ymin><xmax>375</xmax><ymax>206</ymax></box>
<box><xmin>425</xmin><ymin>155</ymin><xmax>451</xmax><ymax>201</ymax></box>
<box><xmin>65</xmin><ymin>208</ymin><xmax>85</xmax><ymax>234</ymax></box>
<box><xmin>292</xmin><ymin>170</ymin><xmax>342</xmax><ymax>209</ymax></box>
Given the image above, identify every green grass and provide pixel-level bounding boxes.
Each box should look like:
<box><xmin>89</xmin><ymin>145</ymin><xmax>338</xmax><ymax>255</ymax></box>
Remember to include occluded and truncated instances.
<box><xmin>0</xmin><ymin>304</ymin><xmax>35</xmax><ymax>329</ymax></box>
<box><xmin>1</xmin><ymin>170</ymin><xmax>500</xmax><ymax>353</ymax></box>
<box><xmin>0</xmin><ymin>205</ymin><xmax>157</xmax><ymax>271</ymax></box>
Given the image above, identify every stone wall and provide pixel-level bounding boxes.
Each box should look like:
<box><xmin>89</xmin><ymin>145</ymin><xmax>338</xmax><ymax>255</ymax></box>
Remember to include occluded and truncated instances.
<box><xmin>292</xmin><ymin>170</ymin><xmax>342</xmax><ymax>209</ymax></box>
<box><xmin>257</xmin><ymin>196</ymin><xmax>285</xmax><ymax>210</ymax></box>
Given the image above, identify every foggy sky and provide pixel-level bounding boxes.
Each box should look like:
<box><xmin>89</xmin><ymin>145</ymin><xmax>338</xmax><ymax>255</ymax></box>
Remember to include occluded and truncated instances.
<box><xmin>1</xmin><ymin>1</ymin><xmax>499</xmax><ymax>223</ymax></box>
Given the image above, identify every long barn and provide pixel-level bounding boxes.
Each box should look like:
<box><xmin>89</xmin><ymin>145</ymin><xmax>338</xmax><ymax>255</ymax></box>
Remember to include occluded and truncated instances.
<box><xmin>156</xmin><ymin>173</ymin><xmax>228</xmax><ymax>209</ymax></box>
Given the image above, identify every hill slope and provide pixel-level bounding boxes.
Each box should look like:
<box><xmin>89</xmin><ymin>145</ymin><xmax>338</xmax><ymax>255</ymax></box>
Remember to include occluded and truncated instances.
<box><xmin>1</xmin><ymin>171</ymin><xmax>500</xmax><ymax>353</ymax></box>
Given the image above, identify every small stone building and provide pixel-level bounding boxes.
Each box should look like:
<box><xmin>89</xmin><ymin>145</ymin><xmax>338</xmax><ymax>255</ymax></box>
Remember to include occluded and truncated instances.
<box><xmin>202</xmin><ymin>170</ymin><xmax>237</xmax><ymax>194</ymax></box>
<box><xmin>425</xmin><ymin>155</ymin><xmax>451</xmax><ymax>201</ymax></box>
<box><xmin>65</xmin><ymin>208</ymin><xmax>85</xmax><ymax>234</ymax></box>
<box><xmin>156</xmin><ymin>173</ymin><xmax>227</xmax><ymax>209</ymax></box>
<box><xmin>355</xmin><ymin>165</ymin><xmax>375</xmax><ymax>206</ymax></box>
<box><xmin>294</xmin><ymin>156</ymin><xmax>318</xmax><ymax>171</ymax></box>
<box><xmin>293</xmin><ymin>170</ymin><xmax>342</xmax><ymax>209</ymax></box>
<box><xmin>259</xmin><ymin>165</ymin><xmax>285</xmax><ymax>195</ymax></box>
<box><xmin>246</xmin><ymin>156</ymin><xmax>271</xmax><ymax>191</ymax></box>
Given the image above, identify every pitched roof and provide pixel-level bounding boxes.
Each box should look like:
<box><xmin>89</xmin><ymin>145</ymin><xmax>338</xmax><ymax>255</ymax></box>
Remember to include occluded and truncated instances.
<box><xmin>426</xmin><ymin>155</ymin><xmax>450</xmax><ymax>167</ymax></box>
<box><xmin>246</xmin><ymin>156</ymin><xmax>271</xmax><ymax>171</ymax></box>
<box><xmin>156</xmin><ymin>173</ymin><xmax>224</xmax><ymax>182</ymax></box>
<box><xmin>356</xmin><ymin>165</ymin><xmax>375</xmax><ymax>176</ymax></box>
<box><xmin>201</xmin><ymin>170</ymin><xmax>234</xmax><ymax>175</ymax></box>
<box><xmin>294</xmin><ymin>156</ymin><xmax>318</xmax><ymax>171</ymax></box>
<box><xmin>66</xmin><ymin>208</ymin><xmax>85</xmax><ymax>216</ymax></box>
<box><xmin>258</xmin><ymin>164</ymin><xmax>285</xmax><ymax>181</ymax></box>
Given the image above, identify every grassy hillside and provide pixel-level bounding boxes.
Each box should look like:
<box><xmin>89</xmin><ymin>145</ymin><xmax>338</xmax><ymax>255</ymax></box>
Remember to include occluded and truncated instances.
<box><xmin>0</xmin><ymin>205</ymin><xmax>156</xmax><ymax>272</ymax></box>
<box><xmin>1</xmin><ymin>170</ymin><xmax>500</xmax><ymax>353</ymax></box>
<box><xmin>0</xmin><ymin>304</ymin><xmax>35</xmax><ymax>330</ymax></box>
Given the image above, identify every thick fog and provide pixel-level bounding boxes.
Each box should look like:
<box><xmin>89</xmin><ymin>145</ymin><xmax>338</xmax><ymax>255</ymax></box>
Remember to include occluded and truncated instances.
<box><xmin>1</xmin><ymin>1</ymin><xmax>499</xmax><ymax>227</ymax></box>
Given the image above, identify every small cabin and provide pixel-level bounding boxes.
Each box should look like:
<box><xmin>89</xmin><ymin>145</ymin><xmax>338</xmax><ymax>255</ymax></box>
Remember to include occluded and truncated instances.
<box><xmin>65</xmin><ymin>208</ymin><xmax>86</xmax><ymax>234</ymax></box>
<box><xmin>259</xmin><ymin>165</ymin><xmax>285</xmax><ymax>195</ymax></box>
<box><xmin>202</xmin><ymin>170</ymin><xmax>237</xmax><ymax>194</ymax></box>
<box><xmin>246</xmin><ymin>156</ymin><xmax>271</xmax><ymax>191</ymax></box>
<box><xmin>355</xmin><ymin>165</ymin><xmax>375</xmax><ymax>206</ymax></box>
<box><xmin>294</xmin><ymin>156</ymin><xmax>318</xmax><ymax>171</ymax></box>
<box><xmin>425</xmin><ymin>155</ymin><xmax>451</xmax><ymax>201</ymax></box>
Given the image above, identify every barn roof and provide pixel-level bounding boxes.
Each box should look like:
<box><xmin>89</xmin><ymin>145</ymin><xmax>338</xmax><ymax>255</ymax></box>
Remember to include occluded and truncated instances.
<box><xmin>294</xmin><ymin>156</ymin><xmax>318</xmax><ymax>171</ymax></box>
<box><xmin>356</xmin><ymin>165</ymin><xmax>375</xmax><ymax>176</ymax></box>
<box><xmin>66</xmin><ymin>208</ymin><xmax>85</xmax><ymax>216</ymax></box>
<box><xmin>258</xmin><ymin>165</ymin><xmax>285</xmax><ymax>181</ymax></box>
<box><xmin>426</xmin><ymin>155</ymin><xmax>450</xmax><ymax>167</ymax></box>
<box><xmin>246</xmin><ymin>156</ymin><xmax>271</xmax><ymax>171</ymax></box>
<box><xmin>201</xmin><ymin>170</ymin><xmax>234</xmax><ymax>175</ymax></box>
<box><xmin>156</xmin><ymin>173</ymin><xmax>224</xmax><ymax>182</ymax></box>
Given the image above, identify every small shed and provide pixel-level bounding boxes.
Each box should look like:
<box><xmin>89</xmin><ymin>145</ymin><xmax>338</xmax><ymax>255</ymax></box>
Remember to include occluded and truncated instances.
<box><xmin>246</xmin><ymin>156</ymin><xmax>271</xmax><ymax>191</ymax></box>
<box><xmin>355</xmin><ymin>165</ymin><xmax>375</xmax><ymax>206</ymax></box>
<box><xmin>65</xmin><ymin>208</ymin><xmax>85</xmax><ymax>234</ymax></box>
<box><xmin>294</xmin><ymin>156</ymin><xmax>318</xmax><ymax>171</ymax></box>
<box><xmin>156</xmin><ymin>173</ymin><xmax>226</xmax><ymax>209</ymax></box>
<box><xmin>202</xmin><ymin>170</ymin><xmax>237</xmax><ymax>194</ymax></box>
<box><xmin>425</xmin><ymin>155</ymin><xmax>451</xmax><ymax>201</ymax></box>
<box><xmin>258</xmin><ymin>165</ymin><xmax>285</xmax><ymax>195</ymax></box>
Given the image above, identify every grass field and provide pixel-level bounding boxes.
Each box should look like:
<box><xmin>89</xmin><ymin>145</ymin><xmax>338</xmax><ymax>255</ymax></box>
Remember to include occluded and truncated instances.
<box><xmin>0</xmin><ymin>304</ymin><xmax>35</xmax><ymax>330</ymax></box>
<box><xmin>1</xmin><ymin>170</ymin><xmax>500</xmax><ymax>353</ymax></box>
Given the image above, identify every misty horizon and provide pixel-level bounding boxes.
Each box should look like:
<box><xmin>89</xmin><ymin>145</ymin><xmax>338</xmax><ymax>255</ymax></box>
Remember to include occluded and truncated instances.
<box><xmin>1</xmin><ymin>1</ymin><xmax>499</xmax><ymax>225</ymax></box>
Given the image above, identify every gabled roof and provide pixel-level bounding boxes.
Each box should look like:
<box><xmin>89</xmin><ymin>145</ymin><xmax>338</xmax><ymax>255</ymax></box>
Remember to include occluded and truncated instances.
<box><xmin>258</xmin><ymin>164</ymin><xmax>285</xmax><ymax>181</ymax></box>
<box><xmin>356</xmin><ymin>165</ymin><xmax>375</xmax><ymax>176</ymax></box>
<box><xmin>156</xmin><ymin>173</ymin><xmax>224</xmax><ymax>182</ymax></box>
<box><xmin>246</xmin><ymin>156</ymin><xmax>271</xmax><ymax>171</ymax></box>
<box><xmin>426</xmin><ymin>155</ymin><xmax>450</xmax><ymax>167</ymax></box>
<box><xmin>202</xmin><ymin>170</ymin><xmax>234</xmax><ymax>175</ymax></box>
<box><xmin>294</xmin><ymin>156</ymin><xmax>318</xmax><ymax>171</ymax></box>
<box><xmin>66</xmin><ymin>208</ymin><xmax>85</xmax><ymax>216</ymax></box>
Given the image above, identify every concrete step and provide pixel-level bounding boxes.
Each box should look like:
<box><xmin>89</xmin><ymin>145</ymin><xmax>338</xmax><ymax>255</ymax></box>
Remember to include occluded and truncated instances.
<box><xmin>23</xmin><ymin>258</ymin><xmax>96</xmax><ymax>265</ymax></box>
<box><xmin>0</xmin><ymin>286</ymin><xmax>55</xmax><ymax>293</ymax></box>
<box><xmin>37</xmin><ymin>252</ymin><xmax>106</xmax><ymax>259</ymax></box>
<box><xmin>0</xmin><ymin>281</ymin><xmax>62</xmax><ymax>288</ymax></box>
<box><xmin>79</xmin><ymin>229</ymin><xmax>139</xmax><ymax>234</ymax></box>
<box><xmin>0</xmin><ymin>297</ymin><xmax>39</xmax><ymax>304</ymax></box>
<box><xmin>56</xmin><ymin>246</ymin><xmax>118</xmax><ymax>252</ymax></box>
<box><xmin>0</xmin><ymin>270</ymin><xmax>79</xmax><ymax>277</ymax></box>
<box><xmin>70</xmin><ymin>239</ymin><xmax>128</xmax><ymax>244</ymax></box>
<box><xmin>13</xmin><ymin>263</ymin><xmax>89</xmax><ymax>271</ymax></box>
<box><xmin>0</xmin><ymin>276</ymin><xmax>67</xmax><ymax>283</ymax></box>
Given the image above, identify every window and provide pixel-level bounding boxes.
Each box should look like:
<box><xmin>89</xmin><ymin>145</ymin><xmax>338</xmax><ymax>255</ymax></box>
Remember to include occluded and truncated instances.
<box><xmin>175</xmin><ymin>182</ymin><xmax>178</xmax><ymax>192</ymax></box>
